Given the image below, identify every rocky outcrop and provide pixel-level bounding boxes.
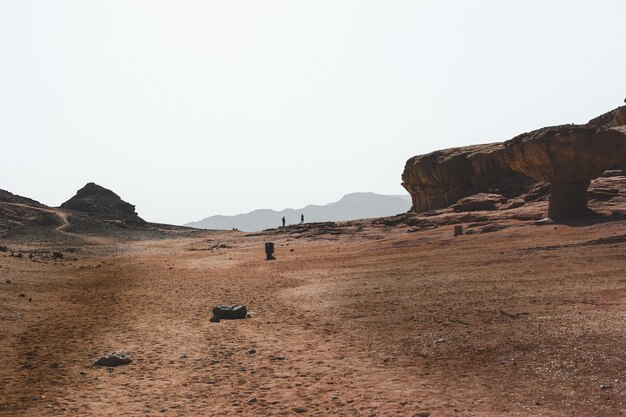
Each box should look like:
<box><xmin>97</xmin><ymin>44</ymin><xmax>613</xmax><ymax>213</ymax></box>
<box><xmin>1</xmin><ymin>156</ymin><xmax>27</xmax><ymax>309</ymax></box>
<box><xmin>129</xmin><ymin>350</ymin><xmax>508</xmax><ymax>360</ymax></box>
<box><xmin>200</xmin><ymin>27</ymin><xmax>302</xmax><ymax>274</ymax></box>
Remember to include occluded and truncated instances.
<box><xmin>0</xmin><ymin>189</ymin><xmax>46</xmax><ymax>207</ymax></box>
<box><xmin>504</xmin><ymin>125</ymin><xmax>626</xmax><ymax>220</ymax></box>
<box><xmin>587</xmin><ymin>105</ymin><xmax>626</xmax><ymax>128</ymax></box>
<box><xmin>401</xmin><ymin>144</ymin><xmax>535</xmax><ymax>213</ymax></box>
<box><xmin>402</xmin><ymin>104</ymin><xmax>626</xmax><ymax>219</ymax></box>
<box><xmin>61</xmin><ymin>182</ymin><xmax>145</xmax><ymax>223</ymax></box>
<box><xmin>452</xmin><ymin>193</ymin><xmax>507</xmax><ymax>213</ymax></box>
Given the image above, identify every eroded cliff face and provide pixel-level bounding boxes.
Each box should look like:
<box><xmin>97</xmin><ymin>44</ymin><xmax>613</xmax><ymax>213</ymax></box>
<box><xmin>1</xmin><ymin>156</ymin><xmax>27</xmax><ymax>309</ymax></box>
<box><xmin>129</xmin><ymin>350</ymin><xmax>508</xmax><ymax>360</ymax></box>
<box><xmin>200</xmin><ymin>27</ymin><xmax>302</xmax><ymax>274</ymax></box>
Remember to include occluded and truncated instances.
<box><xmin>402</xmin><ymin>105</ymin><xmax>626</xmax><ymax>218</ymax></box>
<box><xmin>401</xmin><ymin>143</ymin><xmax>534</xmax><ymax>213</ymax></box>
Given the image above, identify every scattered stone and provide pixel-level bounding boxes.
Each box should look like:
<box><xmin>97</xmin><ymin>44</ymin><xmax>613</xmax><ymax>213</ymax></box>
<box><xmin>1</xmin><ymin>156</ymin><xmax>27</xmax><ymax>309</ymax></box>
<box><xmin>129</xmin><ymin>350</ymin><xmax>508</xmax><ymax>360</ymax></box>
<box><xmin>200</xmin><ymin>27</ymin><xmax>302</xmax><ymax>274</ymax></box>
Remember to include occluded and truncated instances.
<box><xmin>293</xmin><ymin>407</ymin><xmax>307</xmax><ymax>413</ymax></box>
<box><xmin>435</xmin><ymin>338</ymin><xmax>446</xmax><ymax>344</ymax></box>
<box><xmin>212</xmin><ymin>305</ymin><xmax>247</xmax><ymax>320</ymax></box>
<box><xmin>93</xmin><ymin>352</ymin><xmax>132</xmax><ymax>367</ymax></box>
<box><xmin>5</xmin><ymin>280</ymin><xmax>10</xmax><ymax>284</ymax></box>
<box><xmin>19</xmin><ymin>293</ymin><xmax>26</xmax><ymax>297</ymax></box>
<box><xmin>452</xmin><ymin>193</ymin><xmax>507</xmax><ymax>212</ymax></box>
<box><xmin>247</xmin><ymin>397</ymin><xmax>257</xmax><ymax>404</ymax></box>
<box><xmin>479</xmin><ymin>224</ymin><xmax>508</xmax><ymax>234</ymax></box>
<box><xmin>0</xmin><ymin>245</ymin><xmax>8</xmax><ymax>252</ymax></box>
<box><xmin>52</xmin><ymin>252</ymin><xmax>64</xmax><ymax>260</ymax></box>
<box><xmin>600</xmin><ymin>384</ymin><xmax>613</xmax><ymax>390</ymax></box>
<box><xmin>265</xmin><ymin>242</ymin><xmax>276</xmax><ymax>261</ymax></box>
<box><xmin>247</xmin><ymin>349</ymin><xmax>257</xmax><ymax>355</ymax></box>
<box><xmin>534</xmin><ymin>218</ymin><xmax>554</xmax><ymax>226</ymax></box>
<box><xmin>271</xmin><ymin>356</ymin><xmax>286</xmax><ymax>361</ymax></box>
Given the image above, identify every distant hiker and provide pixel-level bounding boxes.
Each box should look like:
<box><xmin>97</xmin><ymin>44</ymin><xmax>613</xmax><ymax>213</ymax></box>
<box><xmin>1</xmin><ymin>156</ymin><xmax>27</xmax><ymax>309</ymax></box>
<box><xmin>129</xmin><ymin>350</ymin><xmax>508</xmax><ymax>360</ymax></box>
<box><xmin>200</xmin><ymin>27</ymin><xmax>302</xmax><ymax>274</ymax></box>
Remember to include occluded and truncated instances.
<box><xmin>301</xmin><ymin>214</ymin><xmax>304</xmax><ymax>224</ymax></box>
<box><xmin>282</xmin><ymin>216</ymin><xmax>286</xmax><ymax>227</ymax></box>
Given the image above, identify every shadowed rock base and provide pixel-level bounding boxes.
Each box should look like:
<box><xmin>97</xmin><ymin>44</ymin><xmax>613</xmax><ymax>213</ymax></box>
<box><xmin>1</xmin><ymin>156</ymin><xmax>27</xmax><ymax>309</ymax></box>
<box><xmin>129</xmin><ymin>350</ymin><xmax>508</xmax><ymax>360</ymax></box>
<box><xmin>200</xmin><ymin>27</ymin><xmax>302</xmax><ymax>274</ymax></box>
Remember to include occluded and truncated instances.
<box><xmin>548</xmin><ymin>181</ymin><xmax>591</xmax><ymax>220</ymax></box>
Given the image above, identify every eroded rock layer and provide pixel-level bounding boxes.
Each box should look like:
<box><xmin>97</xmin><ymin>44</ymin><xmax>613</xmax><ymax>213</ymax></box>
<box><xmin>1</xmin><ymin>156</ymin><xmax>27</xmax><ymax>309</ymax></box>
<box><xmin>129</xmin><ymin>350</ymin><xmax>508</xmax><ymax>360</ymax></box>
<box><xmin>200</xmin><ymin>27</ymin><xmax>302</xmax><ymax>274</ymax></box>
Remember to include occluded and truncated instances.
<box><xmin>401</xmin><ymin>143</ymin><xmax>534</xmax><ymax>213</ymax></box>
<box><xmin>402</xmin><ymin>104</ymin><xmax>626</xmax><ymax>218</ymax></box>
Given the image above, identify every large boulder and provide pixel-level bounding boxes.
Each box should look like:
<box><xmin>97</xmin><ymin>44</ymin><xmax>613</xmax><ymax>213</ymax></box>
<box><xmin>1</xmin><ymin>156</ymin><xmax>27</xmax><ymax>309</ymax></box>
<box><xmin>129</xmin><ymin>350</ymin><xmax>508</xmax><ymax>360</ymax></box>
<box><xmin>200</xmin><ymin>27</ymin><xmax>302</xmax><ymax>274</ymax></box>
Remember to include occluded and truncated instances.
<box><xmin>504</xmin><ymin>125</ymin><xmax>626</xmax><ymax>220</ymax></box>
<box><xmin>452</xmin><ymin>193</ymin><xmax>507</xmax><ymax>213</ymax></box>
<box><xmin>401</xmin><ymin>143</ymin><xmax>534</xmax><ymax>213</ymax></box>
<box><xmin>61</xmin><ymin>183</ymin><xmax>145</xmax><ymax>223</ymax></box>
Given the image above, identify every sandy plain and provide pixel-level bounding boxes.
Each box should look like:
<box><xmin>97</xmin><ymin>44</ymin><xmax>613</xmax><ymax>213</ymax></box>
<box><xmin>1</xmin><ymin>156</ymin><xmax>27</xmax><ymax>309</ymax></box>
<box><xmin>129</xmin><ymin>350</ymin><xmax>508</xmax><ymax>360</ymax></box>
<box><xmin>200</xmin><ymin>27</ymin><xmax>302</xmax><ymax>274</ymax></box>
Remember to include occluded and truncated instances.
<box><xmin>0</xmin><ymin>218</ymin><xmax>625</xmax><ymax>416</ymax></box>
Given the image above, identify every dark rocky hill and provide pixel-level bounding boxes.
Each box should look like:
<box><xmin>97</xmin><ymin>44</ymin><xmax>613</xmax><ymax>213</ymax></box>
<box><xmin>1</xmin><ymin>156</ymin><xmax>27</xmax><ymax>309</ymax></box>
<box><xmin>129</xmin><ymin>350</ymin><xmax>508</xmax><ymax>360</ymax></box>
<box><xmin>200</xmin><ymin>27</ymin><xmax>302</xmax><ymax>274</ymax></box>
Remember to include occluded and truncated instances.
<box><xmin>61</xmin><ymin>182</ymin><xmax>145</xmax><ymax>223</ymax></box>
<box><xmin>0</xmin><ymin>183</ymin><xmax>200</xmax><ymax>241</ymax></box>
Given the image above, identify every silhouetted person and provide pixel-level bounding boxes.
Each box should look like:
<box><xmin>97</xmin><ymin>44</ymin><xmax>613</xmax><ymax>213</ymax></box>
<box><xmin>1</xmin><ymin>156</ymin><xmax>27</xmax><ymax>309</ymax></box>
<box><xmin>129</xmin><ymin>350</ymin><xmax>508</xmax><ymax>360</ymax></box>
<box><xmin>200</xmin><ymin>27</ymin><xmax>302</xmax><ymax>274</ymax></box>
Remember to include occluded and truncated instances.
<box><xmin>301</xmin><ymin>214</ymin><xmax>304</xmax><ymax>224</ymax></box>
<box><xmin>282</xmin><ymin>216</ymin><xmax>285</xmax><ymax>227</ymax></box>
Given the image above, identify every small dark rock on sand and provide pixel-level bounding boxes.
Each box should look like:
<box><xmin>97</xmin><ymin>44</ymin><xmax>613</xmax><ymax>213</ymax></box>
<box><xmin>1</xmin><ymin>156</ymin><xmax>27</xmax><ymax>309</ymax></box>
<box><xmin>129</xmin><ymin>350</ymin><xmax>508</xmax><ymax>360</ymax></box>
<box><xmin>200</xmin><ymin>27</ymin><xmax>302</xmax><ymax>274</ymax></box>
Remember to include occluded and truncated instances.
<box><xmin>94</xmin><ymin>352</ymin><xmax>132</xmax><ymax>367</ymax></box>
<box><xmin>212</xmin><ymin>305</ymin><xmax>247</xmax><ymax>320</ymax></box>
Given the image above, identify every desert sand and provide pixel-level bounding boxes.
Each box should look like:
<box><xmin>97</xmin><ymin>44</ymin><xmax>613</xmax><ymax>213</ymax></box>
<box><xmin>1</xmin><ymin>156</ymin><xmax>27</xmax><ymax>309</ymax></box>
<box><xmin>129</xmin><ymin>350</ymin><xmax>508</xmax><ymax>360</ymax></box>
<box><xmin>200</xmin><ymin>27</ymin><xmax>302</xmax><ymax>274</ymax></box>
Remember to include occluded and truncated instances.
<box><xmin>0</xmin><ymin>215</ymin><xmax>624</xmax><ymax>417</ymax></box>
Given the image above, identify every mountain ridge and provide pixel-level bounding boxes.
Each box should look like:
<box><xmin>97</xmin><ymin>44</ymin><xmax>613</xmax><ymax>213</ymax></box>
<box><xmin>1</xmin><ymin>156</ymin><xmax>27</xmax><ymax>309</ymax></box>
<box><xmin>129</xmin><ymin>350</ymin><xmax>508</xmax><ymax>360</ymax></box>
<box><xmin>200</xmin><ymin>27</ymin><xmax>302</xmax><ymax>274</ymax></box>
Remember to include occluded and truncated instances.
<box><xmin>185</xmin><ymin>192</ymin><xmax>412</xmax><ymax>232</ymax></box>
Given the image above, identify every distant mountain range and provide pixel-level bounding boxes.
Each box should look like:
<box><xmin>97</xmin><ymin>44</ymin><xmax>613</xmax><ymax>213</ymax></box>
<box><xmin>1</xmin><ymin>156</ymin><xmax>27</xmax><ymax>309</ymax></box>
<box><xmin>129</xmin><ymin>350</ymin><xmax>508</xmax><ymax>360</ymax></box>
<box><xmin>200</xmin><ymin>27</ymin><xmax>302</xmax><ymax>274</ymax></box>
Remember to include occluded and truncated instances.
<box><xmin>185</xmin><ymin>192</ymin><xmax>412</xmax><ymax>232</ymax></box>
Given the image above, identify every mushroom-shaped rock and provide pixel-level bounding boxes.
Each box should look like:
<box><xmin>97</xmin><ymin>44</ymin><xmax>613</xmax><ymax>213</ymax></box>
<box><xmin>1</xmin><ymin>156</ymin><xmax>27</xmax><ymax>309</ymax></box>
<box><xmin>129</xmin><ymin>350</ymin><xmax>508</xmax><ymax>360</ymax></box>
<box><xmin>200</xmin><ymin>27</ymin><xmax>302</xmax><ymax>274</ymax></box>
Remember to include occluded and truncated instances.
<box><xmin>504</xmin><ymin>125</ymin><xmax>626</xmax><ymax>220</ymax></box>
<box><xmin>401</xmin><ymin>143</ymin><xmax>534</xmax><ymax>213</ymax></box>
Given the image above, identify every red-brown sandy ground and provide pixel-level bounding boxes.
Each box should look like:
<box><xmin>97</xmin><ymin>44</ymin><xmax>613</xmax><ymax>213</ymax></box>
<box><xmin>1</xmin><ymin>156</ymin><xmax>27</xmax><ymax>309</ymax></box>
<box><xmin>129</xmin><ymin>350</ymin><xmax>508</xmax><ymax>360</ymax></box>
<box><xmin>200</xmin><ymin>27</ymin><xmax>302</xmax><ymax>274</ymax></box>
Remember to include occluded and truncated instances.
<box><xmin>0</xmin><ymin>218</ymin><xmax>625</xmax><ymax>416</ymax></box>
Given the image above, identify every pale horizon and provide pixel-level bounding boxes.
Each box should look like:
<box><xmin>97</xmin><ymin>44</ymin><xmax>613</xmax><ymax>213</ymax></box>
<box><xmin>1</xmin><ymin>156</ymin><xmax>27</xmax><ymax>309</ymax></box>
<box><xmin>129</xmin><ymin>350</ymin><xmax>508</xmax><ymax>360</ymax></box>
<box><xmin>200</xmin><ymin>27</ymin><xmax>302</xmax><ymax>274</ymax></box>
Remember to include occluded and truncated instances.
<box><xmin>1</xmin><ymin>1</ymin><xmax>625</xmax><ymax>224</ymax></box>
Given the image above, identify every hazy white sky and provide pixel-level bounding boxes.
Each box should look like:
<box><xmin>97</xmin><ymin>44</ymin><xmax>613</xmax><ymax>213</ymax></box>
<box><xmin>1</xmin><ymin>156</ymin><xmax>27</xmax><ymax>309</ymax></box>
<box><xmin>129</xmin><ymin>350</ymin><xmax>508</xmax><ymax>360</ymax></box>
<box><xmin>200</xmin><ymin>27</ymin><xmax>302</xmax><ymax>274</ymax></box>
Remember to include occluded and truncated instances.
<box><xmin>1</xmin><ymin>1</ymin><xmax>625</xmax><ymax>224</ymax></box>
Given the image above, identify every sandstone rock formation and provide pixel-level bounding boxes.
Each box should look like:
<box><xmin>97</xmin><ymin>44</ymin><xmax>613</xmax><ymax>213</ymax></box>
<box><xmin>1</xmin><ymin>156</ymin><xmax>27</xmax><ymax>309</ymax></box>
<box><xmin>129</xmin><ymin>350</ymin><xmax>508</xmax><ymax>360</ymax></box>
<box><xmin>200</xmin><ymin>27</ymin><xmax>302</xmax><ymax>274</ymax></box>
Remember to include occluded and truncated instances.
<box><xmin>452</xmin><ymin>193</ymin><xmax>507</xmax><ymax>213</ymax></box>
<box><xmin>402</xmin><ymin>104</ymin><xmax>626</xmax><ymax>219</ymax></box>
<box><xmin>61</xmin><ymin>182</ymin><xmax>145</xmax><ymax>223</ymax></box>
<box><xmin>587</xmin><ymin>105</ymin><xmax>626</xmax><ymax>129</ymax></box>
<box><xmin>504</xmin><ymin>125</ymin><xmax>626</xmax><ymax>220</ymax></box>
<box><xmin>401</xmin><ymin>144</ymin><xmax>534</xmax><ymax>213</ymax></box>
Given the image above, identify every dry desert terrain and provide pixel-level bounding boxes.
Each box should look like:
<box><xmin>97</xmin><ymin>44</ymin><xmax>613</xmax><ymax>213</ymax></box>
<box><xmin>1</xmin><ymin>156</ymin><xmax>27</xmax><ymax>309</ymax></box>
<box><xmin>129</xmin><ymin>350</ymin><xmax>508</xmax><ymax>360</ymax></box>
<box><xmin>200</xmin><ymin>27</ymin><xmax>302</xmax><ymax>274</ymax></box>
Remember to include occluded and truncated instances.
<box><xmin>0</xmin><ymin>218</ymin><xmax>625</xmax><ymax>416</ymax></box>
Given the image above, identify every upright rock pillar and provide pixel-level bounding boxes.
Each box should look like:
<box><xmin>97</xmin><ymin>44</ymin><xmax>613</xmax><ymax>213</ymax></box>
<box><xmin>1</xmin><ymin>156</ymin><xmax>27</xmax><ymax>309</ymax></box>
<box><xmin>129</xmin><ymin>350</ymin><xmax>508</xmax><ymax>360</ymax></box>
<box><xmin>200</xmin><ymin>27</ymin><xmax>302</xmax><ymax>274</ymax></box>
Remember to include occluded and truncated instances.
<box><xmin>548</xmin><ymin>181</ymin><xmax>591</xmax><ymax>220</ymax></box>
<box><xmin>504</xmin><ymin>125</ymin><xmax>626</xmax><ymax>220</ymax></box>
